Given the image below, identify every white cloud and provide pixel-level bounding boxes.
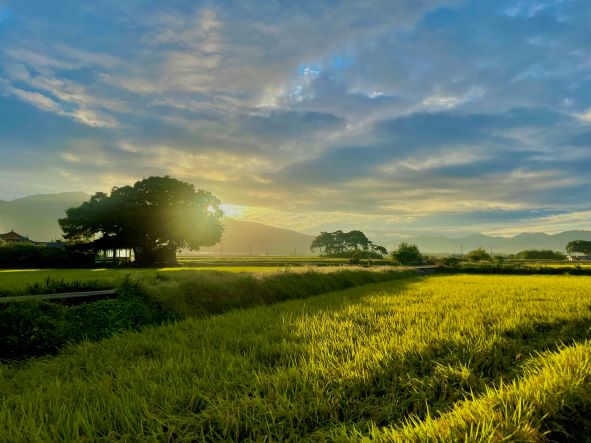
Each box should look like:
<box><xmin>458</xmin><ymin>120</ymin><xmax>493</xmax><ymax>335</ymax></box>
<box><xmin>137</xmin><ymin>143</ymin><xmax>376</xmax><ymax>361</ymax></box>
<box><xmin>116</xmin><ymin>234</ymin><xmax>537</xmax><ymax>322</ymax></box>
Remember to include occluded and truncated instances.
<box><xmin>422</xmin><ymin>87</ymin><xmax>485</xmax><ymax>110</ymax></box>
<box><xmin>4</xmin><ymin>83</ymin><xmax>62</xmax><ymax>113</ymax></box>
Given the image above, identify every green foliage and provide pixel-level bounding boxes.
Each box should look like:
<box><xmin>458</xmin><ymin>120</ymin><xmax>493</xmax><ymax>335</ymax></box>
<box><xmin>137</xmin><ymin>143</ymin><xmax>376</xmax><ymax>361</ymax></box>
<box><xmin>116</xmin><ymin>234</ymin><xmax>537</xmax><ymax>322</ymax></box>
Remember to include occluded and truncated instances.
<box><xmin>59</xmin><ymin>176</ymin><xmax>224</xmax><ymax>266</ymax></box>
<box><xmin>144</xmin><ymin>267</ymin><xmax>410</xmax><ymax>318</ymax></box>
<box><xmin>391</xmin><ymin>242</ymin><xmax>422</xmax><ymax>265</ymax></box>
<box><xmin>566</xmin><ymin>240</ymin><xmax>591</xmax><ymax>256</ymax></box>
<box><xmin>465</xmin><ymin>247</ymin><xmax>492</xmax><ymax>262</ymax></box>
<box><xmin>0</xmin><ymin>268</ymin><xmax>408</xmax><ymax>360</ymax></box>
<box><xmin>0</xmin><ymin>281</ymin><xmax>167</xmax><ymax>360</ymax></box>
<box><xmin>441</xmin><ymin>256</ymin><xmax>462</xmax><ymax>268</ymax></box>
<box><xmin>311</xmin><ymin>230</ymin><xmax>387</xmax><ymax>257</ymax></box>
<box><xmin>0</xmin><ymin>244</ymin><xmax>94</xmax><ymax>269</ymax></box>
<box><xmin>0</xmin><ymin>275</ymin><xmax>590</xmax><ymax>440</ymax></box>
<box><xmin>515</xmin><ymin>249</ymin><xmax>565</xmax><ymax>260</ymax></box>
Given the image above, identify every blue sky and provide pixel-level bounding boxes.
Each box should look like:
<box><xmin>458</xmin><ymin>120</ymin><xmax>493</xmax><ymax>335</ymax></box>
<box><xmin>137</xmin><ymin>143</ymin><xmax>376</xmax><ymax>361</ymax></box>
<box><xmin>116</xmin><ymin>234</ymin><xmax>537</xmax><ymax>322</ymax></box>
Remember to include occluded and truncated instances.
<box><xmin>1</xmin><ymin>0</ymin><xmax>590</xmax><ymax>239</ymax></box>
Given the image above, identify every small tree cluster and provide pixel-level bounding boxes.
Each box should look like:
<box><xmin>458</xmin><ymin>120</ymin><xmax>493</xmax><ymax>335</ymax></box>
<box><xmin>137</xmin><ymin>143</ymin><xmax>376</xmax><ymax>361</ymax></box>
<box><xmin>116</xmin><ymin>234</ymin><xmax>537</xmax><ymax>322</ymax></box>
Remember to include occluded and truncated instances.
<box><xmin>515</xmin><ymin>250</ymin><xmax>565</xmax><ymax>260</ymax></box>
<box><xmin>566</xmin><ymin>240</ymin><xmax>591</xmax><ymax>256</ymax></box>
<box><xmin>310</xmin><ymin>230</ymin><xmax>387</xmax><ymax>257</ymax></box>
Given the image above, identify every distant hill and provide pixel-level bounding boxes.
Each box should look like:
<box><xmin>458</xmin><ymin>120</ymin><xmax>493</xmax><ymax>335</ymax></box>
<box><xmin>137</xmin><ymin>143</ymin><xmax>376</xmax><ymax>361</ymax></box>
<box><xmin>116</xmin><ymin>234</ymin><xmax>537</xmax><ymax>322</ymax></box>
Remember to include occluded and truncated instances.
<box><xmin>199</xmin><ymin>218</ymin><xmax>315</xmax><ymax>256</ymax></box>
<box><xmin>0</xmin><ymin>192</ymin><xmax>90</xmax><ymax>241</ymax></box>
<box><xmin>1</xmin><ymin>192</ymin><xmax>590</xmax><ymax>254</ymax></box>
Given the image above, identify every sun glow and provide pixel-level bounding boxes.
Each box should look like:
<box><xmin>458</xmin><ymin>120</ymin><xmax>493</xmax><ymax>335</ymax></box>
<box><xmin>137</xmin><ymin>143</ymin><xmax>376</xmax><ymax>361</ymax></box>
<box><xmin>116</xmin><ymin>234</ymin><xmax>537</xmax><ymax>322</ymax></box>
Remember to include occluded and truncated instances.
<box><xmin>220</xmin><ymin>203</ymin><xmax>246</xmax><ymax>218</ymax></box>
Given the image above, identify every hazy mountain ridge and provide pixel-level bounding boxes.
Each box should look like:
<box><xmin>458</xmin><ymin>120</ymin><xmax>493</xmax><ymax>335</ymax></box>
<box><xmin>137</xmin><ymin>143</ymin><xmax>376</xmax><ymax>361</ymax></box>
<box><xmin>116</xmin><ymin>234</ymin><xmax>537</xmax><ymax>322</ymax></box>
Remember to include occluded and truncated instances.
<box><xmin>0</xmin><ymin>192</ymin><xmax>91</xmax><ymax>241</ymax></box>
<box><xmin>392</xmin><ymin>231</ymin><xmax>591</xmax><ymax>254</ymax></box>
<box><xmin>0</xmin><ymin>193</ymin><xmax>590</xmax><ymax>254</ymax></box>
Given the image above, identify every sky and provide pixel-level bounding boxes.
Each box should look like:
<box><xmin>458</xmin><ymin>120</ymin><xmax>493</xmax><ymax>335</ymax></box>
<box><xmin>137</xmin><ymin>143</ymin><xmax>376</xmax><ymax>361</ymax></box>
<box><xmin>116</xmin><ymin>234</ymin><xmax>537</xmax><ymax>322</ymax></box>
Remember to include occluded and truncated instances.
<box><xmin>1</xmin><ymin>0</ymin><xmax>590</xmax><ymax>240</ymax></box>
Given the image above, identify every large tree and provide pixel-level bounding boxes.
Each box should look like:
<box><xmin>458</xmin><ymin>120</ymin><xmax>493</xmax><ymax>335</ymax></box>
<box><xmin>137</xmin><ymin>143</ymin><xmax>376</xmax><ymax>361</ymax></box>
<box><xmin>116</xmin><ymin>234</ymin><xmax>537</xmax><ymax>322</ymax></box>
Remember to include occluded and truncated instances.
<box><xmin>59</xmin><ymin>176</ymin><xmax>224</xmax><ymax>266</ymax></box>
<box><xmin>566</xmin><ymin>240</ymin><xmax>591</xmax><ymax>257</ymax></box>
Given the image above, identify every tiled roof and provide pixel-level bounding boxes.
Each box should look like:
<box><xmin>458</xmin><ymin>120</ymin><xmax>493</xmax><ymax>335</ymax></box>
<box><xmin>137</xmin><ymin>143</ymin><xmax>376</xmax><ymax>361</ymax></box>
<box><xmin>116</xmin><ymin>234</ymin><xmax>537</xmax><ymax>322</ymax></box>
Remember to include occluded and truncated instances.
<box><xmin>0</xmin><ymin>230</ymin><xmax>28</xmax><ymax>241</ymax></box>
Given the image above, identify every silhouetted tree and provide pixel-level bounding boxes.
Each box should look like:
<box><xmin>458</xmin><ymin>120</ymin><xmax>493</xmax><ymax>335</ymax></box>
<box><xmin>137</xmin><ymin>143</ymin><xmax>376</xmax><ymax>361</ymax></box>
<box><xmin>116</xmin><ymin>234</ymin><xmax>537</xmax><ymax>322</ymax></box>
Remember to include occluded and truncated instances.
<box><xmin>59</xmin><ymin>176</ymin><xmax>224</xmax><ymax>266</ymax></box>
<box><xmin>391</xmin><ymin>242</ymin><xmax>422</xmax><ymax>265</ymax></box>
<box><xmin>370</xmin><ymin>243</ymin><xmax>388</xmax><ymax>257</ymax></box>
<box><xmin>515</xmin><ymin>250</ymin><xmax>565</xmax><ymax>260</ymax></box>
<box><xmin>566</xmin><ymin>240</ymin><xmax>591</xmax><ymax>256</ymax></box>
<box><xmin>310</xmin><ymin>232</ymin><xmax>334</xmax><ymax>256</ymax></box>
<box><xmin>345</xmin><ymin>230</ymin><xmax>370</xmax><ymax>251</ymax></box>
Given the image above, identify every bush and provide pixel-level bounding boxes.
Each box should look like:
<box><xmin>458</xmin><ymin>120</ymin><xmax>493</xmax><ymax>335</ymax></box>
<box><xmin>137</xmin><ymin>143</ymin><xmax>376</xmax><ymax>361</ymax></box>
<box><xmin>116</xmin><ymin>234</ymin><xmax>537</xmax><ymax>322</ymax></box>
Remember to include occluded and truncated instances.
<box><xmin>0</xmin><ymin>269</ymin><xmax>412</xmax><ymax>360</ymax></box>
<box><xmin>465</xmin><ymin>247</ymin><xmax>492</xmax><ymax>262</ymax></box>
<box><xmin>442</xmin><ymin>256</ymin><xmax>462</xmax><ymax>268</ymax></box>
<box><xmin>391</xmin><ymin>243</ymin><xmax>422</xmax><ymax>265</ymax></box>
<box><xmin>0</xmin><ymin>244</ymin><xmax>94</xmax><ymax>269</ymax></box>
<box><xmin>0</xmin><ymin>280</ymin><xmax>167</xmax><ymax>360</ymax></box>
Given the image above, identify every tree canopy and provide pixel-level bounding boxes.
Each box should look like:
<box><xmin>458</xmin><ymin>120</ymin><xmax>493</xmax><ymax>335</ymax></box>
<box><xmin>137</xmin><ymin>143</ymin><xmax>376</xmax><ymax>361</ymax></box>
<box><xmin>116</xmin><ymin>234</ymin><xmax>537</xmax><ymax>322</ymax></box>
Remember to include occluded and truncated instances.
<box><xmin>515</xmin><ymin>250</ymin><xmax>565</xmax><ymax>260</ymax></box>
<box><xmin>566</xmin><ymin>240</ymin><xmax>591</xmax><ymax>256</ymax></box>
<box><xmin>391</xmin><ymin>242</ymin><xmax>422</xmax><ymax>265</ymax></box>
<box><xmin>310</xmin><ymin>230</ymin><xmax>387</xmax><ymax>257</ymax></box>
<box><xmin>59</xmin><ymin>176</ymin><xmax>224</xmax><ymax>265</ymax></box>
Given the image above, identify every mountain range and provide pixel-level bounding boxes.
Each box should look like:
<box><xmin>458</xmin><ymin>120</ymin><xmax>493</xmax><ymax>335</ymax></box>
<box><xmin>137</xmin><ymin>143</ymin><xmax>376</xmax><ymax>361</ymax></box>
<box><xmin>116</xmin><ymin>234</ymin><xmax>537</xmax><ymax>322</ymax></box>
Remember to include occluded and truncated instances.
<box><xmin>1</xmin><ymin>192</ymin><xmax>590</xmax><ymax>254</ymax></box>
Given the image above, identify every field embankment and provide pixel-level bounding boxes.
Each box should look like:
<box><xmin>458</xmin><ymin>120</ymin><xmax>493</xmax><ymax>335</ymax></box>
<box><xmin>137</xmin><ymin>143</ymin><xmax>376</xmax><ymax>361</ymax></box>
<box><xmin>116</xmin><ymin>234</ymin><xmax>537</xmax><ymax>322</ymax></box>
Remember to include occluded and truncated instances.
<box><xmin>0</xmin><ymin>267</ymin><xmax>409</xmax><ymax>360</ymax></box>
<box><xmin>0</xmin><ymin>275</ymin><xmax>590</xmax><ymax>441</ymax></box>
<box><xmin>0</xmin><ymin>267</ymin><xmax>285</xmax><ymax>298</ymax></box>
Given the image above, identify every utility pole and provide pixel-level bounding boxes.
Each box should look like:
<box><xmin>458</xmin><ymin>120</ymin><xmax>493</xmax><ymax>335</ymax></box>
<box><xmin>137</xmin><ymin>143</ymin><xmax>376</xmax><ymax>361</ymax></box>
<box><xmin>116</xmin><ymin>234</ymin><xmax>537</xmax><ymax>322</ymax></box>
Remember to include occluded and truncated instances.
<box><xmin>294</xmin><ymin>246</ymin><xmax>297</xmax><ymax>257</ymax></box>
<box><xmin>460</xmin><ymin>245</ymin><xmax>464</xmax><ymax>255</ymax></box>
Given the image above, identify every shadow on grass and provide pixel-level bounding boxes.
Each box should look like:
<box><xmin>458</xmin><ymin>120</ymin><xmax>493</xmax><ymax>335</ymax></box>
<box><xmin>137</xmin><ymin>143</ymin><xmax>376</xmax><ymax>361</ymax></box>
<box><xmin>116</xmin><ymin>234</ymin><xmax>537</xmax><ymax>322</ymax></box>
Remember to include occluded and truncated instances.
<box><xmin>203</xmin><ymin>287</ymin><xmax>591</xmax><ymax>442</ymax></box>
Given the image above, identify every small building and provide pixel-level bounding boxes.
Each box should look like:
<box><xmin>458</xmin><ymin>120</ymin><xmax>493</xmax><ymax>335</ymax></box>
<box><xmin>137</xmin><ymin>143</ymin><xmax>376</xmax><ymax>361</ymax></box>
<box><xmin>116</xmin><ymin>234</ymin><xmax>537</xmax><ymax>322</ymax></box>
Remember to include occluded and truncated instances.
<box><xmin>567</xmin><ymin>254</ymin><xmax>591</xmax><ymax>262</ymax></box>
<box><xmin>0</xmin><ymin>230</ymin><xmax>32</xmax><ymax>245</ymax></box>
<box><xmin>95</xmin><ymin>249</ymin><xmax>134</xmax><ymax>264</ymax></box>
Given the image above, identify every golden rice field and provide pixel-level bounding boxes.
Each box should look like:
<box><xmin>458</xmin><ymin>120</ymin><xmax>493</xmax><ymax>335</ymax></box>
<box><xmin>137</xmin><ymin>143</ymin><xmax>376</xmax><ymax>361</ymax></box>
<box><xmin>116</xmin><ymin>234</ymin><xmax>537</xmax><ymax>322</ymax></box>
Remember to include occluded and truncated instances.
<box><xmin>0</xmin><ymin>274</ymin><xmax>590</xmax><ymax>441</ymax></box>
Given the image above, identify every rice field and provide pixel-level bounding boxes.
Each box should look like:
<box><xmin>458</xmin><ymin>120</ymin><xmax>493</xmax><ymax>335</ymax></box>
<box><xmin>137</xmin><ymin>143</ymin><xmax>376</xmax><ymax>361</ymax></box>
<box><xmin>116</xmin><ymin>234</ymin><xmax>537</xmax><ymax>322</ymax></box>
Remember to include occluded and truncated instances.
<box><xmin>1</xmin><ymin>274</ymin><xmax>590</xmax><ymax>441</ymax></box>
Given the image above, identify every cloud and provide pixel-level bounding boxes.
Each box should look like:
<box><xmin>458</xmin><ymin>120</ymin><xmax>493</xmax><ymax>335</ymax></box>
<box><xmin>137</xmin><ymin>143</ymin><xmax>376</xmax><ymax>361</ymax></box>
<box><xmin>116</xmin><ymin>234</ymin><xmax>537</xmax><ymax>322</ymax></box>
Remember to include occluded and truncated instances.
<box><xmin>0</xmin><ymin>0</ymin><xmax>590</xmax><ymax>236</ymax></box>
<box><xmin>2</xmin><ymin>82</ymin><xmax>62</xmax><ymax>113</ymax></box>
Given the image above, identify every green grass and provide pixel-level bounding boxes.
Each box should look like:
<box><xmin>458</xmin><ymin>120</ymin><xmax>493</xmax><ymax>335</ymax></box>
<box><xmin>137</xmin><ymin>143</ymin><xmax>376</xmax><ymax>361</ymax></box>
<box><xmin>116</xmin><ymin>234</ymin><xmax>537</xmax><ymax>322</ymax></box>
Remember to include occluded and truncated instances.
<box><xmin>1</xmin><ymin>274</ymin><xmax>590</xmax><ymax>441</ymax></box>
<box><xmin>0</xmin><ymin>267</ymin><xmax>407</xmax><ymax>360</ymax></box>
<box><xmin>0</xmin><ymin>266</ymin><xmax>291</xmax><ymax>297</ymax></box>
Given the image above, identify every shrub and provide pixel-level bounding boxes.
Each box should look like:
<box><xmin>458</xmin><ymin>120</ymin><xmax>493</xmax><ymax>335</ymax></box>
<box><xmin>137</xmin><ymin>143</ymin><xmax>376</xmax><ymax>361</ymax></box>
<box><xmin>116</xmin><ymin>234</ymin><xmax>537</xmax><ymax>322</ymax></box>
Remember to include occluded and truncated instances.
<box><xmin>0</xmin><ymin>244</ymin><xmax>94</xmax><ymax>269</ymax></box>
<box><xmin>391</xmin><ymin>243</ymin><xmax>422</xmax><ymax>265</ymax></box>
<box><xmin>465</xmin><ymin>247</ymin><xmax>492</xmax><ymax>262</ymax></box>
<box><xmin>0</xmin><ymin>280</ymin><xmax>167</xmax><ymax>360</ymax></box>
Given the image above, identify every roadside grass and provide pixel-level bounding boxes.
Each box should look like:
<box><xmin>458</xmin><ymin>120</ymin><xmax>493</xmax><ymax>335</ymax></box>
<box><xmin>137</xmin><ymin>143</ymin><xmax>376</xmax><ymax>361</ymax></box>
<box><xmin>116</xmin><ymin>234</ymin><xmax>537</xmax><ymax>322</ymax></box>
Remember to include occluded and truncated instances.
<box><xmin>0</xmin><ymin>267</ymin><xmax>408</xmax><ymax>360</ymax></box>
<box><xmin>0</xmin><ymin>275</ymin><xmax>590</xmax><ymax>441</ymax></box>
<box><xmin>0</xmin><ymin>266</ymin><xmax>295</xmax><ymax>297</ymax></box>
<box><xmin>144</xmin><ymin>267</ymin><xmax>410</xmax><ymax>318</ymax></box>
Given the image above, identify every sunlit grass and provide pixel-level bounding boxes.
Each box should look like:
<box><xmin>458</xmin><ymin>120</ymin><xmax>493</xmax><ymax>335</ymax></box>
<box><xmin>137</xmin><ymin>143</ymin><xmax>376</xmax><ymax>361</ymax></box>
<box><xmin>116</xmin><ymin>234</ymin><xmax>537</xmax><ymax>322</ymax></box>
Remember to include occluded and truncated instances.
<box><xmin>0</xmin><ymin>275</ymin><xmax>590</xmax><ymax>441</ymax></box>
<box><xmin>0</xmin><ymin>266</ymin><xmax>296</xmax><ymax>296</ymax></box>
